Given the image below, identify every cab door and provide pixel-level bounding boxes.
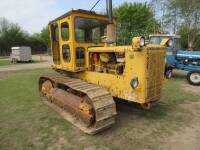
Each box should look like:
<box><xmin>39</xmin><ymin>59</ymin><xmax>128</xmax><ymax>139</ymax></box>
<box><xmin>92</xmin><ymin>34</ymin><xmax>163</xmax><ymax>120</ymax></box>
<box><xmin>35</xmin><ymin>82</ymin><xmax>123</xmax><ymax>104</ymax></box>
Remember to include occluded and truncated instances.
<box><xmin>59</xmin><ymin>18</ymin><xmax>73</xmax><ymax>68</ymax></box>
<box><xmin>50</xmin><ymin>23</ymin><xmax>60</xmax><ymax>65</ymax></box>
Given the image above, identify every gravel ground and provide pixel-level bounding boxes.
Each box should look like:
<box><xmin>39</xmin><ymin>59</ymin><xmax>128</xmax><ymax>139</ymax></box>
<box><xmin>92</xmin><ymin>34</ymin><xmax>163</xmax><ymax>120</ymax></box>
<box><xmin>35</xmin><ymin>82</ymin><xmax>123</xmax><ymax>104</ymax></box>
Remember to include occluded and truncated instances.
<box><xmin>0</xmin><ymin>55</ymin><xmax>52</xmax><ymax>72</ymax></box>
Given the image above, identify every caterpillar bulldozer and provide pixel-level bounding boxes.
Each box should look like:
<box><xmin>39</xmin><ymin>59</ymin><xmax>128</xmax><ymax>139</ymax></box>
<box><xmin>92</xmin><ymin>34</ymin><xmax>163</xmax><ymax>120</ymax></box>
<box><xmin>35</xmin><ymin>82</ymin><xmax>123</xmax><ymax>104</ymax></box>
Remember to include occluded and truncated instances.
<box><xmin>39</xmin><ymin>0</ymin><xmax>168</xmax><ymax>134</ymax></box>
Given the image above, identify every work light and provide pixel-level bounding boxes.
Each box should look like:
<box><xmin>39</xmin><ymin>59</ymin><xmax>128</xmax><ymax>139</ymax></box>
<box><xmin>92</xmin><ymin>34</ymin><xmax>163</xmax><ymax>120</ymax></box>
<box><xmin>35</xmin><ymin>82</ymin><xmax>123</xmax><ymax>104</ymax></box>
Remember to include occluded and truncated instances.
<box><xmin>167</xmin><ymin>39</ymin><xmax>173</xmax><ymax>47</ymax></box>
<box><xmin>130</xmin><ymin>78</ymin><xmax>139</xmax><ymax>89</ymax></box>
<box><xmin>139</xmin><ymin>37</ymin><xmax>145</xmax><ymax>47</ymax></box>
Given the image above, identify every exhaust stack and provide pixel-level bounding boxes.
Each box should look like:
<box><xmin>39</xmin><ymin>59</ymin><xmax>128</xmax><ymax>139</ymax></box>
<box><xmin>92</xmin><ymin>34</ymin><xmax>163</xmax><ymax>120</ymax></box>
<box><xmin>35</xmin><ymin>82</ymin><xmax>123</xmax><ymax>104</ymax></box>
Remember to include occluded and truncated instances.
<box><xmin>107</xmin><ymin>0</ymin><xmax>113</xmax><ymax>24</ymax></box>
<box><xmin>106</xmin><ymin>0</ymin><xmax>116</xmax><ymax>44</ymax></box>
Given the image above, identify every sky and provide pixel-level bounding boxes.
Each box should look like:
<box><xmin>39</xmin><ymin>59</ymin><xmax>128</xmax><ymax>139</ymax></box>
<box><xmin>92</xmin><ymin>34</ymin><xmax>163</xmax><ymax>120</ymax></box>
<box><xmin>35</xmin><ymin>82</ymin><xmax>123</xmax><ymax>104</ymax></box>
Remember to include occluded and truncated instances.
<box><xmin>0</xmin><ymin>0</ymin><xmax>149</xmax><ymax>34</ymax></box>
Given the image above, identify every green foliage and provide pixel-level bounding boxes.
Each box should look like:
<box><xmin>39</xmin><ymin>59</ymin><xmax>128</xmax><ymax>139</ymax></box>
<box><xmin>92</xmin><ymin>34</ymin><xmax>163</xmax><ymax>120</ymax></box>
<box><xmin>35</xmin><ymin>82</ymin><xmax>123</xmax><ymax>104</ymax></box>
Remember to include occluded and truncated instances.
<box><xmin>40</xmin><ymin>26</ymin><xmax>50</xmax><ymax>48</ymax></box>
<box><xmin>169</xmin><ymin>0</ymin><xmax>200</xmax><ymax>50</ymax></box>
<box><xmin>27</xmin><ymin>32</ymin><xmax>48</xmax><ymax>54</ymax></box>
<box><xmin>0</xmin><ymin>18</ymin><xmax>50</xmax><ymax>56</ymax></box>
<box><xmin>0</xmin><ymin>18</ymin><xmax>29</xmax><ymax>55</ymax></box>
<box><xmin>0</xmin><ymin>59</ymin><xmax>11</xmax><ymax>66</ymax></box>
<box><xmin>178</xmin><ymin>25</ymin><xmax>200</xmax><ymax>50</ymax></box>
<box><xmin>151</xmin><ymin>0</ymin><xmax>200</xmax><ymax>50</ymax></box>
<box><xmin>177</xmin><ymin>26</ymin><xmax>188</xmax><ymax>49</ymax></box>
<box><xmin>113</xmin><ymin>2</ymin><xmax>160</xmax><ymax>45</ymax></box>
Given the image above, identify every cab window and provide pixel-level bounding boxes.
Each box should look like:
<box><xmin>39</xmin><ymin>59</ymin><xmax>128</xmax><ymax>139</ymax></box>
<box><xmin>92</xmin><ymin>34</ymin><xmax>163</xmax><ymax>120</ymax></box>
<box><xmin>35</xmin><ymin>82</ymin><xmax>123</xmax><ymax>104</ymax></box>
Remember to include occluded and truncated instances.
<box><xmin>75</xmin><ymin>17</ymin><xmax>107</xmax><ymax>43</ymax></box>
<box><xmin>51</xmin><ymin>23</ymin><xmax>59</xmax><ymax>41</ymax></box>
<box><xmin>76</xmin><ymin>47</ymin><xmax>85</xmax><ymax>59</ymax></box>
<box><xmin>149</xmin><ymin>36</ymin><xmax>161</xmax><ymax>45</ymax></box>
<box><xmin>76</xmin><ymin>47</ymin><xmax>85</xmax><ymax>67</ymax></box>
<box><xmin>61</xmin><ymin>22</ymin><xmax>69</xmax><ymax>41</ymax></box>
<box><xmin>62</xmin><ymin>45</ymin><xmax>70</xmax><ymax>62</ymax></box>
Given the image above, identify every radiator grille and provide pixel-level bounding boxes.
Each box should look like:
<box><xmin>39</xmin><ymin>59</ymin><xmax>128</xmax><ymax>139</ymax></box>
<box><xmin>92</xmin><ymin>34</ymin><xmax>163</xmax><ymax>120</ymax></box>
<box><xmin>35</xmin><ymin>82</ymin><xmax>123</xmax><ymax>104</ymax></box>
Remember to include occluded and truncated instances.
<box><xmin>146</xmin><ymin>50</ymin><xmax>165</xmax><ymax>101</ymax></box>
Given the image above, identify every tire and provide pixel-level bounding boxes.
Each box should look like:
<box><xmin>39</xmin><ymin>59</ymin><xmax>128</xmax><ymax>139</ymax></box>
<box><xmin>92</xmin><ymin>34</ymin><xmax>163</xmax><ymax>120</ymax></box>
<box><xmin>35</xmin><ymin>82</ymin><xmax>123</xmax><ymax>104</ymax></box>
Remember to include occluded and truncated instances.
<box><xmin>165</xmin><ymin>70</ymin><xmax>173</xmax><ymax>79</ymax></box>
<box><xmin>187</xmin><ymin>71</ymin><xmax>200</xmax><ymax>86</ymax></box>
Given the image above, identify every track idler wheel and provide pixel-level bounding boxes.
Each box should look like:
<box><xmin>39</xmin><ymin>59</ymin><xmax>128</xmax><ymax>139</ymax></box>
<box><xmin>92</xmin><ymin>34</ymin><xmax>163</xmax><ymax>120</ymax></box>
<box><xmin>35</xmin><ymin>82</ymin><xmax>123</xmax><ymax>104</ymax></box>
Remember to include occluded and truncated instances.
<box><xmin>41</xmin><ymin>80</ymin><xmax>53</xmax><ymax>98</ymax></box>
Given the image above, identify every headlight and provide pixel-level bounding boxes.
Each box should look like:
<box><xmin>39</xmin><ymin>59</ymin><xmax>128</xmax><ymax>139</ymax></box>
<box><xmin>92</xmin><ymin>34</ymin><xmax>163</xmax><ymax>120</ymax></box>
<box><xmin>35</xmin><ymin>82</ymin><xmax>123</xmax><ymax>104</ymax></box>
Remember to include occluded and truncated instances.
<box><xmin>130</xmin><ymin>78</ymin><xmax>139</xmax><ymax>89</ymax></box>
<box><xmin>167</xmin><ymin>39</ymin><xmax>173</xmax><ymax>47</ymax></box>
<box><xmin>139</xmin><ymin>37</ymin><xmax>145</xmax><ymax>47</ymax></box>
<box><xmin>132</xmin><ymin>36</ymin><xmax>145</xmax><ymax>49</ymax></box>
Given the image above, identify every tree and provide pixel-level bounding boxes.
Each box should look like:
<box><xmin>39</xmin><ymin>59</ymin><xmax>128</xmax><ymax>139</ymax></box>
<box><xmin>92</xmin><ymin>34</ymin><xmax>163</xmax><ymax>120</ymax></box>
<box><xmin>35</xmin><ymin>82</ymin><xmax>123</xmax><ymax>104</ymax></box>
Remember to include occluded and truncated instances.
<box><xmin>0</xmin><ymin>18</ymin><xmax>49</xmax><ymax>56</ymax></box>
<box><xmin>40</xmin><ymin>26</ymin><xmax>50</xmax><ymax>49</ymax></box>
<box><xmin>178</xmin><ymin>25</ymin><xmax>200</xmax><ymax>50</ymax></box>
<box><xmin>150</xmin><ymin>0</ymin><xmax>200</xmax><ymax>50</ymax></box>
<box><xmin>113</xmin><ymin>2</ymin><xmax>160</xmax><ymax>45</ymax></box>
<box><xmin>27</xmin><ymin>35</ymin><xmax>47</xmax><ymax>54</ymax></box>
<box><xmin>169</xmin><ymin>0</ymin><xmax>200</xmax><ymax>50</ymax></box>
<box><xmin>150</xmin><ymin>0</ymin><xmax>180</xmax><ymax>33</ymax></box>
<box><xmin>28</xmin><ymin>26</ymin><xmax>50</xmax><ymax>54</ymax></box>
<box><xmin>0</xmin><ymin>18</ymin><xmax>29</xmax><ymax>55</ymax></box>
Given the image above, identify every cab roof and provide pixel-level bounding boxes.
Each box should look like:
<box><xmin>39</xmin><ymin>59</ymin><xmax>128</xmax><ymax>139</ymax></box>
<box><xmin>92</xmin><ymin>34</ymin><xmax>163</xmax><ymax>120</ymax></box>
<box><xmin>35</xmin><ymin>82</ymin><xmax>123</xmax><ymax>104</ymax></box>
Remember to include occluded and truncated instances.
<box><xmin>49</xmin><ymin>9</ymin><xmax>116</xmax><ymax>24</ymax></box>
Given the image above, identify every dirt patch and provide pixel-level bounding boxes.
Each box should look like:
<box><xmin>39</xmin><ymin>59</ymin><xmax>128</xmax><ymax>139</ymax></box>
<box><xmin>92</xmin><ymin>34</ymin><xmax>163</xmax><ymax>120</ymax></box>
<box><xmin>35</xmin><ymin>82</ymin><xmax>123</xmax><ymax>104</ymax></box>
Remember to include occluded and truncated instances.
<box><xmin>55</xmin><ymin>137</ymin><xmax>67</xmax><ymax>150</ymax></box>
<box><xmin>0</xmin><ymin>61</ymin><xmax>51</xmax><ymax>72</ymax></box>
<box><xmin>161</xmin><ymin>125</ymin><xmax>200</xmax><ymax>150</ymax></box>
<box><xmin>172</xmin><ymin>69</ymin><xmax>188</xmax><ymax>79</ymax></box>
<box><xmin>0</xmin><ymin>55</ymin><xmax>52</xmax><ymax>72</ymax></box>
<box><xmin>172</xmin><ymin>69</ymin><xmax>200</xmax><ymax>94</ymax></box>
<box><xmin>181</xmin><ymin>82</ymin><xmax>200</xmax><ymax>94</ymax></box>
<box><xmin>0</xmin><ymin>71</ymin><xmax>13</xmax><ymax>80</ymax></box>
<box><xmin>160</xmin><ymin>102</ymin><xmax>200</xmax><ymax>150</ymax></box>
<box><xmin>32</xmin><ymin>55</ymin><xmax>52</xmax><ymax>62</ymax></box>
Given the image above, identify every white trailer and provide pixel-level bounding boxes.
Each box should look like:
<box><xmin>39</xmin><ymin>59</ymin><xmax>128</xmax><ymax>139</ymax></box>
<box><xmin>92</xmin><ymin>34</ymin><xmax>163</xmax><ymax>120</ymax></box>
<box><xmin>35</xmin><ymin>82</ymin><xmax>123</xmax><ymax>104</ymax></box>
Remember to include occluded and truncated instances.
<box><xmin>11</xmin><ymin>47</ymin><xmax>32</xmax><ymax>63</ymax></box>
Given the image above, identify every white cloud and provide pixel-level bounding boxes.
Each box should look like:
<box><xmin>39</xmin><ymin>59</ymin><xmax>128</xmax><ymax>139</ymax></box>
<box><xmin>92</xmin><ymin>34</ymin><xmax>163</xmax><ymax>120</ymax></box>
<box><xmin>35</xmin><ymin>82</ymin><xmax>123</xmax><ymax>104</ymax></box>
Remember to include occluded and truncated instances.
<box><xmin>0</xmin><ymin>0</ymin><xmax>65</xmax><ymax>34</ymax></box>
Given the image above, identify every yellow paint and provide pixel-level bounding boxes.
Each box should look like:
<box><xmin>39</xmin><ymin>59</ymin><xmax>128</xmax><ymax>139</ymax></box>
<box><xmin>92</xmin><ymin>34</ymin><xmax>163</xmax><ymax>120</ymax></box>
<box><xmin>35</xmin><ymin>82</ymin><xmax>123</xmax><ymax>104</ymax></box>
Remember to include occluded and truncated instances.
<box><xmin>79</xmin><ymin>103</ymin><xmax>90</xmax><ymax>115</ymax></box>
<box><xmin>160</xmin><ymin>38</ymin><xmax>170</xmax><ymax>46</ymax></box>
<box><xmin>132</xmin><ymin>36</ymin><xmax>143</xmax><ymax>50</ymax></box>
<box><xmin>41</xmin><ymin>80</ymin><xmax>53</xmax><ymax>98</ymax></box>
<box><xmin>48</xmin><ymin>10</ymin><xmax>166</xmax><ymax>105</ymax></box>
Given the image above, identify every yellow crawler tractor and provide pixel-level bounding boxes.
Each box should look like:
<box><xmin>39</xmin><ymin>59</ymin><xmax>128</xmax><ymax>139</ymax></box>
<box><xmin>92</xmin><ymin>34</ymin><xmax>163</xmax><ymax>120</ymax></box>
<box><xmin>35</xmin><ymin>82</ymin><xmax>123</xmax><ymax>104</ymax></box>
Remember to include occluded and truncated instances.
<box><xmin>39</xmin><ymin>0</ymin><xmax>168</xmax><ymax>134</ymax></box>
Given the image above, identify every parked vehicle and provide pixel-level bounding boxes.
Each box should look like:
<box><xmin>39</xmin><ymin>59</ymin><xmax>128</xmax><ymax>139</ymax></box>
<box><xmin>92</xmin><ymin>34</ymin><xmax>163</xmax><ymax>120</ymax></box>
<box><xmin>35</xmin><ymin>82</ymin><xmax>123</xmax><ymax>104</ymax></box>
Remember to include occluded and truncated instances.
<box><xmin>149</xmin><ymin>34</ymin><xmax>200</xmax><ymax>86</ymax></box>
<box><xmin>11</xmin><ymin>46</ymin><xmax>32</xmax><ymax>63</ymax></box>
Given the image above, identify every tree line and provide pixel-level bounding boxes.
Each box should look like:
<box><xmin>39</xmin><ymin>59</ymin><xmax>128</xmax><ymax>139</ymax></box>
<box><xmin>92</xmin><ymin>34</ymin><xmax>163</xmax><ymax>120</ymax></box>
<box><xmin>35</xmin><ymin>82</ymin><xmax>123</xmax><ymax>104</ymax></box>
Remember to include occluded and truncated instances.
<box><xmin>115</xmin><ymin>0</ymin><xmax>200</xmax><ymax>50</ymax></box>
<box><xmin>0</xmin><ymin>18</ymin><xmax>49</xmax><ymax>56</ymax></box>
<box><xmin>0</xmin><ymin>0</ymin><xmax>200</xmax><ymax>56</ymax></box>
<box><xmin>114</xmin><ymin>2</ymin><xmax>160</xmax><ymax>45</ymax></box>
<box><xmin>150</xmin><ymin>0</ymin><xmax>200</xmax><ymax>50</ymax></box>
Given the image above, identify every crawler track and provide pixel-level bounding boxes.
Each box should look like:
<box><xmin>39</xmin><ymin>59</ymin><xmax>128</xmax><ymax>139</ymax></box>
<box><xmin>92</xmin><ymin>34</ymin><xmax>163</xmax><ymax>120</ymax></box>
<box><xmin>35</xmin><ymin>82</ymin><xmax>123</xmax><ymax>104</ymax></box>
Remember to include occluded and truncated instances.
<box><xmin>39</xmin><ymin>74</ymin><xmax>117</xmax><ymax>134</ymax></box>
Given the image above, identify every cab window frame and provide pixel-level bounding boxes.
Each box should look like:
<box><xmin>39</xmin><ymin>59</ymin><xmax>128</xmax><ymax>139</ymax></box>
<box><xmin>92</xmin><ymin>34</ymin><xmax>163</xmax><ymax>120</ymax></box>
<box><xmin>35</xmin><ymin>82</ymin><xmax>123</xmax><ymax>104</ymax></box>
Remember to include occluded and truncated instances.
<box><xmin>61</xmin><ymin>21</ymin><xmax>70</xmax><ymax>41</ymax></box>
<box><xmin>74</xmin><ymin>16</ymin><xmax>107</xmax><ymax>44</ymax></box>
<box><xmin>51</xmin><ymin>23</ymin><xmax>59</xmax><ymax>42</ymax></box>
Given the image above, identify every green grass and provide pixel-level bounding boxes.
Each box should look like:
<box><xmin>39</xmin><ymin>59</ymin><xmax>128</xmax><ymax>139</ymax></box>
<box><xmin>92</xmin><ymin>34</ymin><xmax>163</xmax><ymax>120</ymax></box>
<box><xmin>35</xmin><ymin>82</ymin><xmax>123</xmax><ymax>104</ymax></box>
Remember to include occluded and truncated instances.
<box><xmin>0</xmin><ymin>59</ymin><xmax>11</xmax><ymax>66</ymax></box>
<box><xmin>0</xmin><ymin>69</ymin><xmax>200</xmax><ymax>150</ymax></box>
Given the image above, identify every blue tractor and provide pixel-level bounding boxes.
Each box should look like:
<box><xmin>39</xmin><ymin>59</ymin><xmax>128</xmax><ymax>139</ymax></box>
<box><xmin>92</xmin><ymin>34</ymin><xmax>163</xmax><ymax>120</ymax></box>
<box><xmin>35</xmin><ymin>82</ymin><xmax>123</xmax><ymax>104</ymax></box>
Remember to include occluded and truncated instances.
<box><xmin>149</xmin><ymin>34</ymin><xmax>200</xmax><ymax>86</ymax></box>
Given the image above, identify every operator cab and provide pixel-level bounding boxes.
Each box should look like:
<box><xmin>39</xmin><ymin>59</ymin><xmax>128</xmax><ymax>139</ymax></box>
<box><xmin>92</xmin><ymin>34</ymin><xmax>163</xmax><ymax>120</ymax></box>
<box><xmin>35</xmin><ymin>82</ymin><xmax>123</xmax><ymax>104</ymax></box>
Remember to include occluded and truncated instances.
<box><xmin>49</xmin><ymin>9</ymin><xmax>116</xmax><ymax>72</ymax></box>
